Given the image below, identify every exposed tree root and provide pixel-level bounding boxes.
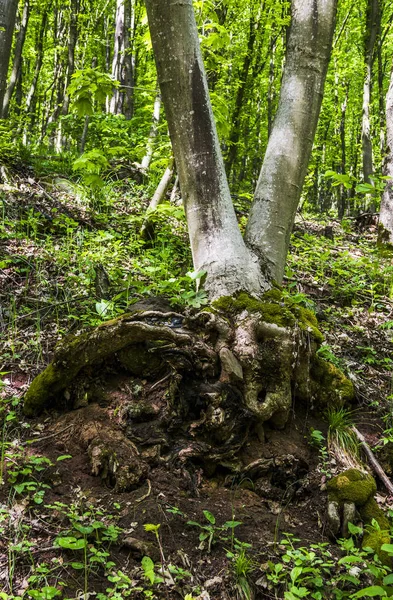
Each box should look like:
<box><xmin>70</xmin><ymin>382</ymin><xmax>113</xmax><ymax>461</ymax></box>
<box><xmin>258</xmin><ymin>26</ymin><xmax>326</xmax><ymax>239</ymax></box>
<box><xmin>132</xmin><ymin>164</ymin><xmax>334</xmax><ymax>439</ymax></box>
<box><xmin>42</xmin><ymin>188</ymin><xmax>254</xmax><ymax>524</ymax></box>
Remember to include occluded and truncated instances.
<box><xmin>23</xmin><ymin>299</ymin><xmax>355</xmax><ymax>491</ymax></box>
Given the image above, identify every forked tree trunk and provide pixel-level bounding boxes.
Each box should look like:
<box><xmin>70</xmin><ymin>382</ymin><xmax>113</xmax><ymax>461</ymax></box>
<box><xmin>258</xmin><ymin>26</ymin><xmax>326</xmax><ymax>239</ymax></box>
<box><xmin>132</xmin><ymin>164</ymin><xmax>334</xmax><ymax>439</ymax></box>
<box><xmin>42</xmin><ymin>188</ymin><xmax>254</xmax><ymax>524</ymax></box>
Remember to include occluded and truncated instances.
<box><xmin>379</xmin><ymin>62</ymin><xmax>393</xmax><ymax>244</ymax></box>
<box><xmin>146</xmin><ymin>0</ymin><xmax>336</xmax><ymax>297</ymax></box>
<box><xmin>245</xmin><ymin>0</ymin><xmax>338</xmax><ymax>283</ymax></box>
<box><xmin>145</xmin><ymin>0</ymin><xmax>266</xmax><ymax>300</ymax></box>
<box><xmin>0</xmin><ymin>0</ymin><xmax>18</xmax><ymax>112</ymax></box>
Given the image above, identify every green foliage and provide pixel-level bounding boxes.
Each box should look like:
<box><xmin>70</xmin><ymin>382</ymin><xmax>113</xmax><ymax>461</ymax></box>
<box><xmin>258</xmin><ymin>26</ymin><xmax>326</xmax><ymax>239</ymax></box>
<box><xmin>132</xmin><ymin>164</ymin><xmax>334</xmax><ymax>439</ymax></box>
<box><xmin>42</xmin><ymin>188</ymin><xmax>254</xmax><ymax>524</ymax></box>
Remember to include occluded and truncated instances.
<box><xmin>68</xmin><ymin>68</ymin><xmax>118</xmax><ymax>117</ymax></box>
<box><xmin>326</xmin><ymin>408</ymin><xmax>359</xmax><ymax>458</ymax></box>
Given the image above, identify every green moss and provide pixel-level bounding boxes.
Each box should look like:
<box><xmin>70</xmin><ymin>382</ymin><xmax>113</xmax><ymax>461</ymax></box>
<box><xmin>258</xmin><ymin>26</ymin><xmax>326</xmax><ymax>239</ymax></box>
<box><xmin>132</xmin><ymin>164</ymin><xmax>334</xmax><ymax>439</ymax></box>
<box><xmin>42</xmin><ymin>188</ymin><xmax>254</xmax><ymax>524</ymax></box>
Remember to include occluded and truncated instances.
<box><xmin>311</xmin><ymin>357</ymin><xmax>354</xmax><ymax>406</ymax></box>
<box><xmin>360</xmin><ymin>498</ymin><xmax>390</xmax><ymax>531</ymax></box>
<box><xmin>293</xmin><ymin>307</ymin><xmax>325</xmax><ymax>344</ymax></box>
<box><xmin>212</xmin><ymin>291</ymin><xmax>326</xmax><ymax>335</ymax></box>
<box><xmin>23</xmin><ymin>363</ymin><xmax>66</xmax><ymax>417</ymax></box>
<box><xmin>261</xmin><ymin>288</ymin><xmax>283</xmax><ymax>302</ymax></box>
<box><xmin>327</xmin><ymin>469</ymin><xmax>376</xmax><ymax>505</ymax></box>
<box><xmin>362</xmin><ymin>529</ymin><xmax>391</xmax><ymax>566</ymax></box>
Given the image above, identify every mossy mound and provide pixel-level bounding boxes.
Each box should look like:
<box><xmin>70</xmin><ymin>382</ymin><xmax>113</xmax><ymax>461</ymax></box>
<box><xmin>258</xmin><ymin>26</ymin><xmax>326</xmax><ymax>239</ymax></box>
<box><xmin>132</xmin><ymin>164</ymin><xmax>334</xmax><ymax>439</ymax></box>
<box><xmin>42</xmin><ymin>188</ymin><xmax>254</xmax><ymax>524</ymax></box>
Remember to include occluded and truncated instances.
<box><xmin>327</xmin><ymin>468</ymin><xmax>376</xmax><ymax>505</ymax></box>
<box><xmin>212</xmin><ymin>290</ymin><xmax>324</xmax><ymax>343</ymax></box>
<box><xmin>327</xmin><ymin>469</ymin><xmax>391</xmax><ymax>564</ymax></box>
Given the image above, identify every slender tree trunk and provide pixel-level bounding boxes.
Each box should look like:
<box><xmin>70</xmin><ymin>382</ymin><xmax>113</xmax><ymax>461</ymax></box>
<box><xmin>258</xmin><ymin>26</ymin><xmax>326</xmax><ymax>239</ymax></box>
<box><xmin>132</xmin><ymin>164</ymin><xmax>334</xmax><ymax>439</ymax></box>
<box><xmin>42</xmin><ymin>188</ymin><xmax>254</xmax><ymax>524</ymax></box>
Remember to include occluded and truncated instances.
<box><xmin>245</xmin><ymin>0</ymin><xmax>338</xmax><ymax>283</ymax></box>
<box><xmin>122</xmin><ymin>0</ymin><xmax>134</xmax><ymax>119</ymax></box>
<box><xmin>140</xmin><ymin>87</ymin><xmax>161</xmax><ymax>171</ymax></box>
<box><xmin>145</xmin><ymin>0</ymin><xmax>266</xmax><ymax>299</ymax></box>
<box><xmin>1</xmin><ymin>0</ymin><xmax>28</xmax><ymax>118</ymax></box>
<box><xmin>56</xmin><ymin>0</ymin><xmax>79</xmax><ymax>150</ymax></box>
<box><xmin>378</xmin><ymin>61</ymin><xmax>393</xmax><ymax>244</ymax></box>
<box><xmin>110</xmin><ymin>0</ymin><xmax>134</xmax><ymax>117</ymax></box>
<box><xmin>225</xmin><ymin>12</ymin><xmax>258</xmax><ymax>179</ymax></box>
<box><xmin>0</xmin><ymin>0</ymin><xmax>18</xmax><ymax>112</ymax></box>
<box><xmin>140</xmin><ymin>158</ymin><xmax>174</xmax><ymax>238</ymax></box>
<box><xmin>338</xmin><ymin>89</ymin><xmax>348</xmax><ymax>219</ymax></box>
<box><xmin>62</xmin><ymin>0</ymin><xmax>79</xmax><ymax>116</ymax></box>
<box><xmin>25</xmin><ymin>10</ymin><xmax>48</xmax><ymax>117</ymax></box>
<box><xmin>362</xmin><ymin>0</ymin><xmax>380</xmax><ymax>186</ymax></box>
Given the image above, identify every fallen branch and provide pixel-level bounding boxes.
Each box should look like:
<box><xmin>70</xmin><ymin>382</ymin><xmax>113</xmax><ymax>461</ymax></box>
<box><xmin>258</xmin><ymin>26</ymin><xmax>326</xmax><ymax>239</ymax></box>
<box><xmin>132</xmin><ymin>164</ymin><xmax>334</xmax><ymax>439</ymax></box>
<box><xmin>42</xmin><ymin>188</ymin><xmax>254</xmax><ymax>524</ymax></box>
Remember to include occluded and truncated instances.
<box><xmin>352</xmin><ymin>426</ymin><xmax>393</xmax><ymax>496</ymax></box>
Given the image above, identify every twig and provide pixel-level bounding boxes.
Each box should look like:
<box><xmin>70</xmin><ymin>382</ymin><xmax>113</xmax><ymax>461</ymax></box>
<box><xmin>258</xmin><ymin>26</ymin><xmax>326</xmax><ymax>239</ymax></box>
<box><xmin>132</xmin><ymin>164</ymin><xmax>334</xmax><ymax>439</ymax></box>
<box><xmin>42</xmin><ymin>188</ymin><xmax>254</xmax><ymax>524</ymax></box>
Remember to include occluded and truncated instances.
<box><xmin>352</xmin><ymin>426</ymin><xmax>393</xmax><ymax>495</ymax></box>
<box><xmin>26</xmin><ymin>424</ymin><xmax>74</xmax><ymax>444</ymax></box>
<box><xmin>136</xmin><ymin>479</ymin><xmax>152</xmax><ymax>503</ymax></box>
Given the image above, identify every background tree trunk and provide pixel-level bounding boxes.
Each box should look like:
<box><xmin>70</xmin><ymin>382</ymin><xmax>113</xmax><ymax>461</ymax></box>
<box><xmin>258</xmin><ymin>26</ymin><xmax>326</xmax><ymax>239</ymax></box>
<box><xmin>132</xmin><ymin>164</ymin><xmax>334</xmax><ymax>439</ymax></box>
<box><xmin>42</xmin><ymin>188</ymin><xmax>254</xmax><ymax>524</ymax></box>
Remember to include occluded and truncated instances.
<box><xmin>2</xmin><ymin>0</ymin><xmax>30</xmax><ymax>118</ymax></box>
<box><xmin>378</xmin><ymin>61</ymin><xmax>393</xmax><ymax>244</ymax></box>
<box><xmin>245</xmin><ymin>0</ymin><xmax>338</xmax><ymax>283</ymax></box>
<box><xmin>362</xmin><ymin>0</ymin><xmax>380</xmax><ymax>188</ymax></box>
<box><xmin>0</xmin><ymin>0</ymin><xmax>18</xmax><ymax>112</ymax></box>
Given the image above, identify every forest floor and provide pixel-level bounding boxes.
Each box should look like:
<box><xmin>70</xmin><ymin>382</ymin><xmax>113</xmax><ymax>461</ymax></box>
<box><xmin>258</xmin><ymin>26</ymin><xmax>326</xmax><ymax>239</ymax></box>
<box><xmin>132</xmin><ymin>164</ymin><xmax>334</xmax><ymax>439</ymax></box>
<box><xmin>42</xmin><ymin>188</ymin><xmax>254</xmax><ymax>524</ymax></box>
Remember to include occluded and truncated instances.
<box><xmin>1</xmin><ymin>168</ymin><xmax>393</xmax><ymax>599</ymax></box>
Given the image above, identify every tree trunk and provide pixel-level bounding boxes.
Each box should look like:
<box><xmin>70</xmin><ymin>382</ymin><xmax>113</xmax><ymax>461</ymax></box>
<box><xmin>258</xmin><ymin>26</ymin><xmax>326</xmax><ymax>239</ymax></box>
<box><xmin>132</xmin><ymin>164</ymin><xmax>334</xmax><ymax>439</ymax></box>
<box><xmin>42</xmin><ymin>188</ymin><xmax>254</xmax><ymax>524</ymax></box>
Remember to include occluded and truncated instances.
<box><xmin>110</xmin><ymin>0</ymin><xmax>134</xmax><ymax>117</ymax></box>
<box><xmin>140</xmin><ymin>87</ymin><xmax>161</xmax><ymax>171</ymax></box>
<box><xmin>140</xmin><ymin>158</ymin><xmax>174</xmax><ymax>238</ymax></box>
<box><xmin>362</xmin><ymin>0</ymin><xmax>380</xmax><ymax>186</ymax></box>
<box><xmin>225</xmin><ymin>12</ymin><xmax>259</xmax><ymax>179</ymax></box>
<box><xmin>24</xmin><ymin>9</ymin><xmax>48</xmax><ymax>118</ymax></box>
<box><xmin>0</xmin><ymin>0</ymin><xmax>18</xmax><ymax>113</ymax></box>
<box><xmin>378</xmin><ymin>61</ymin><xmax>393</xmax><ymax>244</ymax></box>
<box><xmin>245</xmin><ymin>0</ymin><xmax>337</xmax><ymax>284</ymax></box>
<box><xmin>145</xmin><ymin>0</ymin><xmax>266</xmax><ymax>300</ymax></box>
<box><xmin>2</xmin><ymin>0</ymin><xmax>30</xmax><ymax>118</ymax></box>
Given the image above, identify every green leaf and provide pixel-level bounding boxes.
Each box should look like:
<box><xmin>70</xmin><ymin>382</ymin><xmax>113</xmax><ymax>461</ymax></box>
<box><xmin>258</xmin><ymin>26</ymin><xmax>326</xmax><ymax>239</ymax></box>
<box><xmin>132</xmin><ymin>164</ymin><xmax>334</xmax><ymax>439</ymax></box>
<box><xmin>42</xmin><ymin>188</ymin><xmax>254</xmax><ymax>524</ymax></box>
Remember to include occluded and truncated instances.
<box><xmin>73</xmin><ymin>523</ymin><xmax>94</xmax><ymax>535</ymax></box>
<box><xmin>56</xmin><ymin>536</ymin><xmax>86</xmax><ymax>550</ymax></box>
<box><xmin>71</xmin><ymin>562</ymin><xmax>85</xmax><ymax>569</ymax></box>
<box><xmin>381</xmin><ymin>544</ymin><xmax>393</xmax><ymax>555</ymax></box>
<box><xmin>351</xmin><ymin>586</ymin><xmax>387</xmax><ymax>598</ymax></box>
<box><xmin>56</xmin><ymin>455</ymin><xmax>72</xmax><ymax>461</ymax></box>
<box><xmin>141</xmin><ymin>556</ymin><xmax>156</xmax><ymax>585</ymax></box>
<box><xmin>223</xmin><ymin>520</ymin><xmax>242</xmax><ymax>529</ymax></box>
<box><xmin>291</xmin><ymin>567</ymin><xmax>303</xmax><ymax>583</ymax></box>
<box><xmin>203</xmin><ymin>510</ymin><xmax>215</xmax><ymax>524</ymax></box>
<box><xmin>144</xmin><ymin>523</ymin><xmax>160</xmax><ymax>533</ymax></box>
<box><xmin>348</xmin><ymin>522</ymin><xmax>363</xmax><ymax>535</ymax></box>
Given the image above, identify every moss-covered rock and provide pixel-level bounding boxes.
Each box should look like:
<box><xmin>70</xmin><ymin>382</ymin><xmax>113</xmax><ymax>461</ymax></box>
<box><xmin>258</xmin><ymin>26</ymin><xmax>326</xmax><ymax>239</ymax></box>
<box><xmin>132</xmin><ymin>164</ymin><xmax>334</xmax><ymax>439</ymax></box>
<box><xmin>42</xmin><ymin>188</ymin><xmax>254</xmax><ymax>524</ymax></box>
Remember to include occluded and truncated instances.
<box><xmin>362</xmin><ymin>529</ymin><xmax>391</xmax><ymax>565</ymax></box>
<box><xmin>327</xmin><ymin>468</ymin><xmax>376</xmax><ymax>505</ymax></box>
<box><xmin>327</xmin><ymin>469</ymin><xmax>391</xmax><ymax>564</ymax></box>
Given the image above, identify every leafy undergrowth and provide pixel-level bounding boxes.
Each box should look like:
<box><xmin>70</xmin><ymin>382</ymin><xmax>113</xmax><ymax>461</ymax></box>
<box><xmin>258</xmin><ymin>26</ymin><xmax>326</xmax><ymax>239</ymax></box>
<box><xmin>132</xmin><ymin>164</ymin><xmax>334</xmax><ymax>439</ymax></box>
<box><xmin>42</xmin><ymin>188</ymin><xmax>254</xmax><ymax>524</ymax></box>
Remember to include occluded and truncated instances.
<box><xmin>2</xmin><ymin>172</ymin><xmax>393</xmax><ymax>599</ymax></box>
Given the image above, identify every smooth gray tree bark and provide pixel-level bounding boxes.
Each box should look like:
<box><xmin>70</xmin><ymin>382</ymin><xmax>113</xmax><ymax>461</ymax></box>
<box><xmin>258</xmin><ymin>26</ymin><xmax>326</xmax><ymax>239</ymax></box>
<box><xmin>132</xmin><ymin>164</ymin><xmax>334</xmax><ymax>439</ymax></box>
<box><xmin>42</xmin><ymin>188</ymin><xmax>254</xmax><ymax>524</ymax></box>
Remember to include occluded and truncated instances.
<box><xmin>379</xmin><ymin>62</ymin><xmax>393</xmax><ymax>244</ymax></box>
<box><xmin>0</xmin><ymin>0</ymin><xmax>18</xmax><ymax>112</ymax></box>
<box><xmin>146</xmin><ymin>0</ymin><xmax>337</xmax><ymax>298</ymax></box>
<box><xmin>245</xmin><ymin>0</ymin><xmax>338</xmax><ymax>283</ymax></box>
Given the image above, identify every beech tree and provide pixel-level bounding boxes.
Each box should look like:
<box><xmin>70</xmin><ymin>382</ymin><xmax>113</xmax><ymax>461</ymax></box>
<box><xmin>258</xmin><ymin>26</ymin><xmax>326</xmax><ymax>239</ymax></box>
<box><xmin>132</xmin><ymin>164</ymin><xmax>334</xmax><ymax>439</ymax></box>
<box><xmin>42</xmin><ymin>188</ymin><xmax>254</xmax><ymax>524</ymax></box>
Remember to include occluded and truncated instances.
<box><xmin>145</xmin><ymin>0</ymin><xmax>338</xmax><ymax>299</ymax></box>
<box><xmin>379</xmin><ymin>62</ymin><xmax>393</xmax><ymax>244</ymax></box>
<box><xmin>0</xmin><ymin>0</ymin><xmax>18</xmax><ymax>111</ymax></box>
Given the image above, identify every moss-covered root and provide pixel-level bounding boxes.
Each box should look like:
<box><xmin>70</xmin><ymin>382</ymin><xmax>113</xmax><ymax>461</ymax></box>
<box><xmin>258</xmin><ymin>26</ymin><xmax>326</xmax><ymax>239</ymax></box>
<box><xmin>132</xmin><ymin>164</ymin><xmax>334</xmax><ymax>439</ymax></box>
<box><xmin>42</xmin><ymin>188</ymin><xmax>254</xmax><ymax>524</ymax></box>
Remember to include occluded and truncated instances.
<box><xmin>310</xmin><ymin>357</ymin><xmax>354</xmax><ymax>407</ymax></box>
<box><xmin>327</xmin><ymin>469</ymin><xmax>391</xmax><ymax>564</ymax></box>
<box><xmin>24</xmin><ymin>314</ymin><xmax>192</xmax><ymax>417</ymax></box>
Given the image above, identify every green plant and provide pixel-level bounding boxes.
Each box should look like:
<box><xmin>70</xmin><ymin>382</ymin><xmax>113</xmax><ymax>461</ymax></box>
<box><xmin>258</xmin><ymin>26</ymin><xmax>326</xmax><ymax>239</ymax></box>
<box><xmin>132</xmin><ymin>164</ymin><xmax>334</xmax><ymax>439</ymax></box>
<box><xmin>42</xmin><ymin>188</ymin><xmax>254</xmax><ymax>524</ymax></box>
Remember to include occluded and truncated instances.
<box><xmin>308</xmin><ymin>429</ymin><xmax>331</xmax><ymax>476</ymax></box>
<box><xmin>6</xmin><ymin>453</ymin><xmax>53</xmax><ymax>504</ymax></box>
<box><xmin>187</xmin><ymin>510</ymin><xmax>242</xmax><ymax>553</ymax></box>
<box><xmin>326</xmin><ymin>407</ymin><xmax>359</xmax><ymax>461</ymax></box>
<box><xmin>226</xmin><ymin>544</ymin><xmax>255</xmax><ymax>600</ymax></box>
